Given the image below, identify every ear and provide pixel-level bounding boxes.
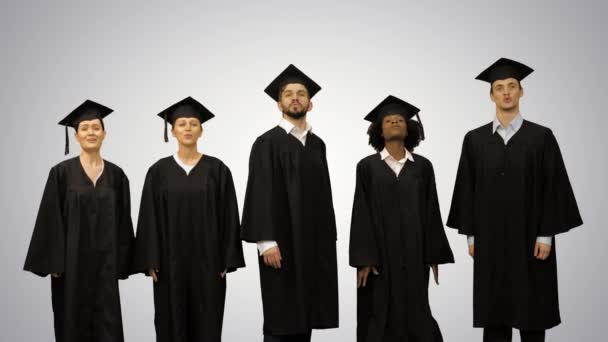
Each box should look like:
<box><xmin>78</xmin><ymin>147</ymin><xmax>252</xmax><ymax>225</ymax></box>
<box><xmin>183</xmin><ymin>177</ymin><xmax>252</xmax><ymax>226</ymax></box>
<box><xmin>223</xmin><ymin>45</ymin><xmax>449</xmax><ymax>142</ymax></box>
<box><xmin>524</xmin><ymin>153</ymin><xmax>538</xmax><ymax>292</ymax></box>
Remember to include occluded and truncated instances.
<box><xmin>520</xmin><ymin>87</ymin><xmax>524</xmax><ymax>98</ymax></box>
<box><xmin>199</xmin><ymin>125</ymin><xmax>204</xmax><ymax>138</ymax></box>
<box><xmin>307</xmin><ymin>101</ymin><xmax>314</xmax><ymax>113</ymax></box>
<box><xmin>277</xmin><ymin>101</ymin><xmax>284</xmax><ymax>113</ymax></box>
<box><xmin>490</xmin><ymin>90</ymin><xmax>496</xmax><ymax>104</ymax></box>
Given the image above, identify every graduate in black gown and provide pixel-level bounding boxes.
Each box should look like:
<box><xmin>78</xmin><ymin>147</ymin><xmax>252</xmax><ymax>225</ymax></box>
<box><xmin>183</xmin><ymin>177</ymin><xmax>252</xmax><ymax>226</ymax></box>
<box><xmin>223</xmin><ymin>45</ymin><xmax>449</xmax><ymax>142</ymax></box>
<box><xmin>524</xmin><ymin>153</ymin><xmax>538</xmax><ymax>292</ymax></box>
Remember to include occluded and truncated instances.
<box><xmin>446</xmin><ymin>58</ymin><xmax>583</xmax><ymax>342</ymax></box>
<box><xmin>133</xmin><ymin>96</ymin><xmax>245</xmax><ymax>342</ymax></box>
<box><xmin>24</xmin><ymin>100</ymin><xmax>135</xmax><ymax>342</ymax></box>
<box><xmin>349</xmin><ymin>95</ymin><xmax>454</xmax><ymax>342</ymax></box>
<box><xmin>241</xmin><ymin>65</ymin><xmax>339</xmax><ymax>342</ymax></box>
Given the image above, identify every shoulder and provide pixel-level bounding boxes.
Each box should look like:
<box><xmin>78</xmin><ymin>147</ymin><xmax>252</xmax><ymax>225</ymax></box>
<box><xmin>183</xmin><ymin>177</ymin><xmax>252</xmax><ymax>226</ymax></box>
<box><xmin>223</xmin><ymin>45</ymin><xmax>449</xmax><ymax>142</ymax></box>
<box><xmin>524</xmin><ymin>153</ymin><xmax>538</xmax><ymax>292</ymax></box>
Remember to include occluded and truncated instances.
<box><xmin>255</xmin><ymin>126</ymin><xmax>284</xmax><ymax>144</ymax></box>
<box><xmin>466</xmin><ymin>122</ymin><xmax>493</xmax><ymax>139</ymax></box>
<box><xmin>147</xmin><ymin>156</ymin><xmax>173</xmax><ymax>174</ymax></box>
<box><xmin>102</xmin><ymin>159</ymin><xmax>125</xmax><ymax>175</ymax></box>
<box><xmin>202</xmin><ymin>155</ymin><xmax>232</xmax><ymax>173</ymax></box>
<box><xmin>356</xmin><ymin>154</ymin><xmax>380</xmax><ymax>173</ymax></box>
<box><xmin>522</xmin><ymin>120</ymin><xmax>554</xmax><ymax>139</ymax></box>
<box><xmin>411</xmin><ymin>153</ymin><xmax>435</xmax><ymax>174</ymax></box>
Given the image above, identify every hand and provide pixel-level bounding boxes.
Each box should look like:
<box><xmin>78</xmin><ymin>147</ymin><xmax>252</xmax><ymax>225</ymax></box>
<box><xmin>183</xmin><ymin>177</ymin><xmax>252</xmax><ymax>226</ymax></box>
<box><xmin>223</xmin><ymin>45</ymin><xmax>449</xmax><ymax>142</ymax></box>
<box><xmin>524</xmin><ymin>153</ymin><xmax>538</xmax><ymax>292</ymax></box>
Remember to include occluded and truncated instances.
<box><xmin>220</xmin><ymin>270</ymin><xmax>226</xmax><ymax>278</ymax></box>
<box><xmin>149</xmin><ymin>269</ymin><xmax>159</xmax><ymax>282</ymax></box>
<box><xmin>468</xmin><ymin>244</ymin><xmax>474</xmax><ymax>258</ymax></box>
<box><xmin>534</xmin><ymin>242</ymin><xmax>551</xmax><ymax>260</ymax></box>
<box><xmin>51</xmin><ymin>273</ymin><xmax>62</xmax><ymax>278</ymax></box>
<box><xmin>357</xmin><ymin>266</ymin><xmax>378</xmax><ymax>288</ymax></box>
<box><xmin>262</xmin><ymin>246</ymin><xmax>282</xmax><ymax>269</ymax></box>
<box><xmin>431</xmin><ymin>264</ymin><xmax>439</xmax><ymax>285</ymax></box>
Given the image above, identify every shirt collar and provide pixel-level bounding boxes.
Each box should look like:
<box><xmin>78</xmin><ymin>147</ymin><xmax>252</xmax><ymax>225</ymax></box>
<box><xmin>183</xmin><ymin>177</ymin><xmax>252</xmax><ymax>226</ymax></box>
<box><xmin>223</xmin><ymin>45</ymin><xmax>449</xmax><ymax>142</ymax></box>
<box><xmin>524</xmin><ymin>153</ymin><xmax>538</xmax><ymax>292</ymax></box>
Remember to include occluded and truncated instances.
<box><xmin>278</xmin><ymin>118</ymin><xmax>312</xmax><ymax>137</ymax></box>
<box><xmin>379</xmin><ymin>147</ymin><xmax>415</xmax><ymax>163</ymax></box>
<box><xmin>493</xmin><ymin>112</ymin><xmax>523</xmax><ymax>133</ymax></box>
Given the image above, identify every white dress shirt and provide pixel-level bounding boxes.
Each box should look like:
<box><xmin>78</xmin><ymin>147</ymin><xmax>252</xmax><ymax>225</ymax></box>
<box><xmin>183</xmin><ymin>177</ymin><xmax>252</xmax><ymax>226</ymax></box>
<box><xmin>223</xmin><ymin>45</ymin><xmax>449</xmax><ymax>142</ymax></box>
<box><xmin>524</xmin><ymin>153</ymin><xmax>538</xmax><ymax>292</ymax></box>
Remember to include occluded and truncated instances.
<box><xmin>257</xmin><ymin>118</ymin><xmax>313</xmax><ymax>255</ymax></box>
<box><xmin>467</xmin><ymin>113</ymin><xmax>552</xmax><ymax>247</ymax></box>
<box><xmin>379</xmin><ymin>147</ymin><xmax>414</xmax><ymax>176</ymax></box>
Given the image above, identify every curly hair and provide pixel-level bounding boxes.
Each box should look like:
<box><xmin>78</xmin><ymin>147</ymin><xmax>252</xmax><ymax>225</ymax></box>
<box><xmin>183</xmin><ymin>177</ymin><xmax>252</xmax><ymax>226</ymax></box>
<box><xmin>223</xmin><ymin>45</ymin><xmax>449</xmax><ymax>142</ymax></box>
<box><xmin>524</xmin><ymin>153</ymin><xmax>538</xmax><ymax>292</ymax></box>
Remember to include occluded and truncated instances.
<box><xmin>367</xmin><ymin>115</ymin><xmax>423</xmax><ymax>152</ymax></box>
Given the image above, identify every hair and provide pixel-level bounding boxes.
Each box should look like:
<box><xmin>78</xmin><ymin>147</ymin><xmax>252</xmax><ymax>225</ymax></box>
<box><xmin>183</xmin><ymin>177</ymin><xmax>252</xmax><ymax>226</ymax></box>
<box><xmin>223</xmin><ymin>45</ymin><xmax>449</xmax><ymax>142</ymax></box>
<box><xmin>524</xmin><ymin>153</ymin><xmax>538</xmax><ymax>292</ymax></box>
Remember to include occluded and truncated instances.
<box><xmin>367</xmin><ymin>114</ymin><xmax>422</xmax><ymax>152</ymax></box>
<box><xmin>76</xmin><ymin>118</ymin><xmax>105</xmax><ymax>131</ymax></box>
<box><xmin>490</xmin><ymin>79</ymin><xmax>522</xmax><ymax>94</ymax></box>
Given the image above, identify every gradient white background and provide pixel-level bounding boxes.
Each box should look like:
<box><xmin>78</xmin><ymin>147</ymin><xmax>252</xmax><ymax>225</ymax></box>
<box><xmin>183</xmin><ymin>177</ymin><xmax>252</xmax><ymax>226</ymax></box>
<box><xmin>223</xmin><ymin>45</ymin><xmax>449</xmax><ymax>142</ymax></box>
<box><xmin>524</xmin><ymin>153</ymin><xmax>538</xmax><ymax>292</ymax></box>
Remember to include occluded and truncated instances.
<box><xmin>1</xmin><ymin>0</ymin><xmax>606</xmax><ymax>341</ymax></box>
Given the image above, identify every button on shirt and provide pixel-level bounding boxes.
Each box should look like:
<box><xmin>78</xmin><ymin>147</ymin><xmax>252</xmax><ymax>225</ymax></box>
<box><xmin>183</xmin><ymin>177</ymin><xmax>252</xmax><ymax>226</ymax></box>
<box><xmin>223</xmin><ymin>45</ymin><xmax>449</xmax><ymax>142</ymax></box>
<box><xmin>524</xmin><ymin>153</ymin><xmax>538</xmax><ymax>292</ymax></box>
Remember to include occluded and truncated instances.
<box><xmin>257</xmin><ymin>118</ymin><xmax>313</xmax><ymax>255</ymax></box>
<box><xmin>467</xmin><ymin>113</ymin><xmax>552</xmax><ymax>246</ymax></box>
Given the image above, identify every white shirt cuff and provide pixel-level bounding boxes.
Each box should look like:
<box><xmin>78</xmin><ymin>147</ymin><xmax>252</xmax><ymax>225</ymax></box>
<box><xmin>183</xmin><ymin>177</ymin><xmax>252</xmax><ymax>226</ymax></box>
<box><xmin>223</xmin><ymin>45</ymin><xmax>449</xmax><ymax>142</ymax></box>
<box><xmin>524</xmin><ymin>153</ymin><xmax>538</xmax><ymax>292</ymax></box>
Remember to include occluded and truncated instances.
<box><xmin>536</xmin><ymin>236</ymin><xmax>553</xmax><ymax>246</ymax></box>
<box><xmin>257</xmin><ymin>240</ymin><xmax>278</xmax><ymax>256</ymax></box>
<box><xmin>467</xmin><ymin>235</ymin><xmax>552</xmax><ymax>246</ymax></box>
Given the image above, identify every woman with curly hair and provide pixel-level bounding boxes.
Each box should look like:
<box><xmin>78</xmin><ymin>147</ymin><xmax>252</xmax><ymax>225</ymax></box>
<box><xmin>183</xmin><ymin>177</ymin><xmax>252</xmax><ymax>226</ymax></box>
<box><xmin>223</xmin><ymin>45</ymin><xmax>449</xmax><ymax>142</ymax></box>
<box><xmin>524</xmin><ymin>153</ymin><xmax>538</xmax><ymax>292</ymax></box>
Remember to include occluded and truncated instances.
<box><xmin>349</xmin><ymin>95</ymin><xmax>454</xmax><ymax>342</ymax></box>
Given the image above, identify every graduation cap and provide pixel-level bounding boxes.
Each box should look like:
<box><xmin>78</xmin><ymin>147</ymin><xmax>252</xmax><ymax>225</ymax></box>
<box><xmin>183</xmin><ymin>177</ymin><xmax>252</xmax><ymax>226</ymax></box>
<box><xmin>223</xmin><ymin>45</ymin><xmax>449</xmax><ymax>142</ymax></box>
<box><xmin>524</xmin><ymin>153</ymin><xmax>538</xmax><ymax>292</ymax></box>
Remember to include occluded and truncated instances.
<box><xmin>264</xmin><ymin>64</ymin><xmax>322</xmax><ymax>101</ymax></box>
<box><xmin>157</xmin><ymin>96</ymin><xmax>215</xmax><ymax>142</ymax></box>
<box><xmin>58</xmin><ymin>99</ymin><xmax>113</xmax><ymax>155</ymax></box>
<box><xmin>476</xmin><ymin>58</ymin><xmax>534</xmax><ymax>84</ymax></box>
<box><xmin>364</xmin><ymin>95</ymin><xmax>425</xmax><ymax>140</ymax></box>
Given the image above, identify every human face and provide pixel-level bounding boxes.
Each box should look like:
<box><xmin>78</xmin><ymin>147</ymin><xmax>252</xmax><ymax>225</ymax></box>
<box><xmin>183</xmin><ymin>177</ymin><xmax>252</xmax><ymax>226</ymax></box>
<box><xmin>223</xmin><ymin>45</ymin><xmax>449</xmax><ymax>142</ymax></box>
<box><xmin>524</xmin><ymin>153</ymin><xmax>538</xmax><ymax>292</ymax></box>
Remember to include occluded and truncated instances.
<box><xmin>490</xmin><ymin>78</ymin><xmax>524</xmax><ymax>111</ymax></box>
<box><xmin>277</xmin><ymin>83</ymin><xmax>313</xmax><ymax>119</ymax></box>
<box><xmin>381</xmin><ymin>114</ymin><xmax>407</xmax><ymax>142</ymax></box>
<box><xmin>75</xmin><ymin>118</ymin><xmax>105</xmax><ymax>152</ymax></box>
<box><xmin>172</xmin><ymin>117</ymin><xmax>202</xmax><ymax>146</ymax></box>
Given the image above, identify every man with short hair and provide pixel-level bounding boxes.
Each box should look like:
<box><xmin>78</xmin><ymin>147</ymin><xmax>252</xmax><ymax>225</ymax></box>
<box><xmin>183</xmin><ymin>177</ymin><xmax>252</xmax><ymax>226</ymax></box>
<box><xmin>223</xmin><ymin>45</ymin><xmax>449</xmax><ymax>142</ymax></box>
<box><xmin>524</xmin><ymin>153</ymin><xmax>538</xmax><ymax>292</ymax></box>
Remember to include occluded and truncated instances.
<box><xmin>447</xmin><ymin>58</ymin><xmax>583</xmax><ymax>342</ymax></box>
<box><xmin>241</xmin><ymin>64</ymin><xmax>339</xmax><ymax>342</ymax></box>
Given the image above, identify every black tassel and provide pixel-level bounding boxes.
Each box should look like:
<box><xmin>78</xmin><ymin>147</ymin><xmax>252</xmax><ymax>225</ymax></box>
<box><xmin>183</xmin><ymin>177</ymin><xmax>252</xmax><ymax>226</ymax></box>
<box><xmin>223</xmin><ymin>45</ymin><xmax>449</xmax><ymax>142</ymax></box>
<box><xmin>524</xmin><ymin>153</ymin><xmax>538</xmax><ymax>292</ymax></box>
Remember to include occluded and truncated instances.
<box><xmin>64</xmin><ymin>125</ymin><xmax>69</xmax><ymax>155</ymax></box>
<box><xmin>415</xmin><ymin>112</ymin><xmax>425</xmax><ymax>141</ymax></box>
<box><xmin>164</xmin><ymin>112</ymin><xmax>169</xmax><ymax>142</ymax></box>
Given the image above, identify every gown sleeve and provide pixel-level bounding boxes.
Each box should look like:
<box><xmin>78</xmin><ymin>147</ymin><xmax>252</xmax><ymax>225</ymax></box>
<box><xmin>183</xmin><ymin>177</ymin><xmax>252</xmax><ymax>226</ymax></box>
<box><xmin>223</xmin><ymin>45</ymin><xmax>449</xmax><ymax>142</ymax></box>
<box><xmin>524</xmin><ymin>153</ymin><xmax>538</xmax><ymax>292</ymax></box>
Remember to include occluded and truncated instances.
<box><xmin>446</xmin><ymin>132</ymin><xmax>476</xmax><ymax>235</ymax></box>
<box><xmin>117</xmin><ymin>170</ymin><xmax>135</xmax><ymax>279</ymax></box>
<box><xmin>218</xmin><ymin>164</ymin><xmax>245</xmax><ymax>273</ymax></box>
<box><xmin>24</xmin><ymin>167</ymin><xmax>65</xmax><ymax>277</ymax></box>
<box><xmin>321</xmin><ymin>142</ymin><xmax>338</xmax><ymax>241</ymax></box>
<box><xmin>349</xmin><ymin>161</ymin><xmax>380</xmax><ymax>268</ymax></box>
<box><xmin>538</xmin><ymin>130</ymin><xmax>583</xmax><ymax>236</ymax></box>
<box><xmin>241</xmin><ymin>137</ymin><xmax>276</xmax><ymax>242</ymax></box>
<box><xmin>422</xmin><ymin>160</ymin><xmax>455</xmax><ymax>265</ymax></box>
<box><xmin>133</xmin><ymin>168</ymin><xmax>161</xmax><ymax>275</ymax></box>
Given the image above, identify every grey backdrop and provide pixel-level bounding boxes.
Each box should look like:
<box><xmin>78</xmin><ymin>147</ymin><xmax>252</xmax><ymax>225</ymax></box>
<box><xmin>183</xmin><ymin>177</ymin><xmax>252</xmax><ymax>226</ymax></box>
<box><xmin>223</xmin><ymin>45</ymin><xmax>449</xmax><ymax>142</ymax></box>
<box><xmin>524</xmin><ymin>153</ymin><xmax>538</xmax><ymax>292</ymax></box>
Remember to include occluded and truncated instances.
<box><xmin>1</xmin><ymin>0</ymin><xmax>606</xmax><ymax>341</ymax></box>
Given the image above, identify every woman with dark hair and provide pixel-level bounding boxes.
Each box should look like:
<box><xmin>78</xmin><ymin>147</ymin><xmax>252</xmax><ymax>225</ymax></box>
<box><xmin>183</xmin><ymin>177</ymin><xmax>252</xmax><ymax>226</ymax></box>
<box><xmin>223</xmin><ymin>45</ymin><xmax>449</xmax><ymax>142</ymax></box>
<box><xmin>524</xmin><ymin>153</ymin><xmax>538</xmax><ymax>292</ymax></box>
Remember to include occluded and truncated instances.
<box><xmin>349</xmin><ymin>95</ymin><xmax>454</xmax><ymax>342</ymax></box>
<box><xmin>133</xmin><ymin>96</ymin><xmax>245</xmax><ymax>342</ymax></box>
<box><xmin>24</xmin><ymin>100</ymin><xmax>135</xmax><ymax>342</ymax></box>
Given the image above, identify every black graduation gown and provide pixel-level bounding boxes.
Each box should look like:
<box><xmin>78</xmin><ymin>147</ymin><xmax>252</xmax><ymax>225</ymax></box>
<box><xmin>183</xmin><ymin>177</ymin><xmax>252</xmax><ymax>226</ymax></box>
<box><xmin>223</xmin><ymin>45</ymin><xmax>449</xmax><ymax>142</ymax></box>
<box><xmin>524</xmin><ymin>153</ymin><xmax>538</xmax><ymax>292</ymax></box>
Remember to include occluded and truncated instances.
<box><xmin>241</xmin><ymin>126</ymin><xmax>339</xmax><ymax>335</ymax></box>
<box><xmin>446</xmin><ymin>120</ymin><xmax>583</xmax><ymax>330</ymax></box>
<box><xmin>24</xmin><ymin>157</ymin><xmax>135</xmax><ymax>342</ymax></box>
<box><xmin>133</xmin><ymin>155</ymin><xmax>245</xmax><ymax>342</ymax></box>
<box><xmin>349</xmin><ymin>153</ymin><xmax>454</xmax><ymax>342</ymax></box>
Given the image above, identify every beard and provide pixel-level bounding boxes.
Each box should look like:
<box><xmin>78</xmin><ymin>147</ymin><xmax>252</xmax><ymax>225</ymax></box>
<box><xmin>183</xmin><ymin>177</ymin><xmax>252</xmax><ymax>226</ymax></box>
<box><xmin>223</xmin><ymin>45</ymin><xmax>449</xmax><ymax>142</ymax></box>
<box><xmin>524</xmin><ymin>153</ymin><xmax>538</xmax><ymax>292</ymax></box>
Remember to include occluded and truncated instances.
<box><xmin>284</xmin><ymin>110</ymin><xmax>307</xmax><ymax>119</ymax></box>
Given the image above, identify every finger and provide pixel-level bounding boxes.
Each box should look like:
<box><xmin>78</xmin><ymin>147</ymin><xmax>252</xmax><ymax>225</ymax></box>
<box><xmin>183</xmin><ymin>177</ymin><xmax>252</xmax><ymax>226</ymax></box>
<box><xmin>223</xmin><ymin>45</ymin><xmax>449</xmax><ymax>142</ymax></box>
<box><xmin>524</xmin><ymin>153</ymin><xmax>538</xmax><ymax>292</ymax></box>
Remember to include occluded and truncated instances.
<box><xmin>152</xmin><ymin>272</ymin><xmax>158</xmax><ymax>283</ymax></box>
<box><xmin>372</xmin><ymin>267</ymin><xmax>378</xmax><ymax>275</ymax></box>
<box><xmin>534</xmin><ymin>244</ymin><xmax>540</xmax><ymax>258</ymax></box>
<box><xmin>357</xmin><ymin>273</ymin><xmax>362</xmax><ymax>288</ymax></box>
<box><xmin>362</xmin><ymin>269</ymin><xmax>370</xmax><ymax>287</ymax></box>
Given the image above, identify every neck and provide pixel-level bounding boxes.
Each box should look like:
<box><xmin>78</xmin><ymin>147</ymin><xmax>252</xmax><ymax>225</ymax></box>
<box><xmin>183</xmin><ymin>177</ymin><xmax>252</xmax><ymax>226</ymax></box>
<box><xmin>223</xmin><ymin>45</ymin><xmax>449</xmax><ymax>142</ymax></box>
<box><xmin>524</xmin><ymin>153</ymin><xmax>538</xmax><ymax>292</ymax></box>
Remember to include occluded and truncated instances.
<box><xmin>384</xmin><ymin>140</ymin><xmax>406</xmax><ymax>159</ymax></box>
<box><xmin>496</xmin><ymin>106</ymin><xmax>519</xmax><ymax>127</ymax></box>
<box><xmin>283</xmin><ymin>114</ymin><xmax>307</xmax><ymax>130</ymax></box>
<box><xmin>79</xmin><ymin>150</ymin><xmax>102</xmax><ymax>166</ymax></box>
<box><xmin>177</xmin><ymin>144</ymin><xmax>200</xmax><ymax>161</ymax></box>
